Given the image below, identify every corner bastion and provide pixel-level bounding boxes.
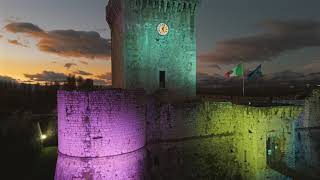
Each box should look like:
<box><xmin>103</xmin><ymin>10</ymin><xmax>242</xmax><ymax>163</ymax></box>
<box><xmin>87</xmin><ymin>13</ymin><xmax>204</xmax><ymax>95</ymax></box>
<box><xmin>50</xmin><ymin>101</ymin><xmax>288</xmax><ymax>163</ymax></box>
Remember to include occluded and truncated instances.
<box><xmin>57</xmin><ymin>89</ymin><xmax>146</xmax><ymax>157</ymax></box>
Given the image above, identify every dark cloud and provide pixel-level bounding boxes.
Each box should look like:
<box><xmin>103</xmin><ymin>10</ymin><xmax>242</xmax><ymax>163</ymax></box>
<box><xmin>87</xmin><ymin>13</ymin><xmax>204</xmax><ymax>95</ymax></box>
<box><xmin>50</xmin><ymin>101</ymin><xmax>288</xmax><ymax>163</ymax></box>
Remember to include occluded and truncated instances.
<box><xmin>264</xmin><ymin>70</ymin><xmax>305</xmax><ymax>81</ymax></box>
<box><xmin>304</xmin><ymin>61</ymin><xmax>320</xmax><ymax>73</ymax></box>
<box><xmin>261</xmin><ymin>20</ymin><xmax>320</xmax><ymax>33</ymax></box>
<box><xmin>24</xmin><ymin>71</ymin><xmax>68</xmax><ymax>82</ymax></box>
<box><xmin>95</xmin><ymin>72</ymin><xmax>112</xmax><ymax>85</ymax></box>
<box><xmin>199</xmin><ymin>20</ymin><xmax>320</xmax><ymax>64</ymax></box>
<box><xmin>8</xmin><ymin>39</ymin><xmax>28</xmax><ymax>47</ymax></box>
<box><xmin>197</xmin><ymin>70</ymin><xmax>320</xmax><ymax>89</ymax></box>
<box><xmin>64</xmin><ymin>63</ymin><xmax>77</xmax><ymax>69</ymax></box>
<box><xmin>96</xmin><ymin>72</ymin><xmax>112</xmax><ymax>80</ymax></box>
<box><xmin>197</xmin><ymin>73</ymin><xmax>226</xmax><ymax>88</ymax></box>
<box><xmin>0</xmin><ymin>75</ymin><xmax>18</xmax><ymax>83</ymax></box>
<box><xmin>4</xmin><ymin>22</ymin><xmax>111</xmax><ymax>59</ymax></box>
<box><xmin>93</xmin><ymin>79</ymin><xmax>110</xmax><ymax>86</ymax></box>
<box><xmin>4</xmin><ymin>22</ymin><xmax>44</xmax><ymax>36</ymax></box>
<box><xmin>208</xmin><ymin>64</ymin><xmax>221</xmax><ymax>70</ymax></box>
<box><xmin>305</xmin><ymin>72</ymin><xmax>320</xmax><ymax>81</ymax></box>
<box><xmin>73</xmin><ymin>70</ymin><xmax>93</xmax><ymax>76</ymax></box>
<box><xmin>80</xmin><ymin>61</ymin><xmax>89</xmax><ymax>65</ymax></box>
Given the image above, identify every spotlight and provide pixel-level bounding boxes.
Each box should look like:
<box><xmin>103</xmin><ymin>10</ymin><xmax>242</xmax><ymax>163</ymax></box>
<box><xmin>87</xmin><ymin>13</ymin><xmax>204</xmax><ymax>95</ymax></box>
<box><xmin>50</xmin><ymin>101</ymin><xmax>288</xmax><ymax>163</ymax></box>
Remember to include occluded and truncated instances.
<box><xmin>41</xmin><ymin>134</ymin><xmax>47</xmax><ymax>140</ymax></box>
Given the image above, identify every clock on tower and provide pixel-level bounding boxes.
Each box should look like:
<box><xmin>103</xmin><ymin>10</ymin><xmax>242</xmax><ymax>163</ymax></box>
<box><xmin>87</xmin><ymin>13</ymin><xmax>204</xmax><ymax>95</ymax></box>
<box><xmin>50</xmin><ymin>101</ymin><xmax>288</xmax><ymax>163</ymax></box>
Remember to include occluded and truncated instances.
<box><xmin>157</xmin><ymin>23</ymin><xmax>169</xmax><ymax>36</ymax></box>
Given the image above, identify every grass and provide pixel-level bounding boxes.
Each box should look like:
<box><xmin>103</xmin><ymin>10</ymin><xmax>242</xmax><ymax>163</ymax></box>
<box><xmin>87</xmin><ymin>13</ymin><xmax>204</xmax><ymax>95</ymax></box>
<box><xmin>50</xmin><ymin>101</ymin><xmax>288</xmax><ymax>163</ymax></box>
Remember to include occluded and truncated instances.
<box><xmin>31</xmin><ymin>146</ymin><xmax>58</xmax><ymax>180</ymax></box>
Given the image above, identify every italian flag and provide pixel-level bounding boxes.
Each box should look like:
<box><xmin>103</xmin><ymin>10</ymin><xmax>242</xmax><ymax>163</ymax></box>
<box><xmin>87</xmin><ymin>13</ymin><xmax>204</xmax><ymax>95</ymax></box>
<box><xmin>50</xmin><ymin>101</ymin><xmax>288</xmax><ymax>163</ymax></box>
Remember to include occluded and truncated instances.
<box><xmin>225</xmin><ymin>64</ymin><xmax>244</xmax><ymax>78</ymax></box>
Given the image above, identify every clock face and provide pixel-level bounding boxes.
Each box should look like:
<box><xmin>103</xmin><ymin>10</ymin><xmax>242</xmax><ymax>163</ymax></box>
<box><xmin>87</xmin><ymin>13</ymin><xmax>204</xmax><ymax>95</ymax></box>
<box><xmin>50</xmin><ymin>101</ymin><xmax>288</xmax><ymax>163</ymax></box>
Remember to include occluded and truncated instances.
<box><xmin>157</xmin><ymin>23</ymin><xmax>169</xmax><ymax>36</ymax></box>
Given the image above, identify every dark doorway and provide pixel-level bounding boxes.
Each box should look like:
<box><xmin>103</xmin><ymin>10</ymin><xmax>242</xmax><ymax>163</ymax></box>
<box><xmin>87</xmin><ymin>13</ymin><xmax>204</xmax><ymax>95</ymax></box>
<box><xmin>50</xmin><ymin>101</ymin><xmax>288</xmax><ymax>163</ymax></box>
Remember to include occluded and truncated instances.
<box><xmin>159</xmin><ymin>71</ymin><xmax>165</xmax><ymax>88</ymax></box>
<box><xmin>266</xmin><ymin>136</ymin><xmax>282</xmax><ymax>166</ymax></box>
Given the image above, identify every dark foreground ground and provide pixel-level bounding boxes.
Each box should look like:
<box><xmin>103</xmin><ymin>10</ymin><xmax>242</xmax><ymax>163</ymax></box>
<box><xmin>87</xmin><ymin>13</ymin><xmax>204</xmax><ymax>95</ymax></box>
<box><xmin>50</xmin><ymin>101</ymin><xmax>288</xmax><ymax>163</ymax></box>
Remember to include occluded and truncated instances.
<box><xmin>31</xmin><ymin>147</ymin><xmax>58</xmax><ymax>180</ymax></box>
<box><xmin>3</xmin><ymin>144</ymin><xmax>319</xmax><ymax>180</ymax></box>
<box><xmin>2</xmin><ymin>146</ymin><xmax>57</xmax><ymax>180</ymax></box>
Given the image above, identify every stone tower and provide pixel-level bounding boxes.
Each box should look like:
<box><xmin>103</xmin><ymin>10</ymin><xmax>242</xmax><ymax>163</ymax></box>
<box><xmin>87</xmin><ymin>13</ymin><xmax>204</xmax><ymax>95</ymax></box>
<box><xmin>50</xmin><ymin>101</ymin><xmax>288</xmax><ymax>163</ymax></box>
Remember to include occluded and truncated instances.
<box><xmin>106</xmin><ymin>0</ymin><xmax>200</xmax><ymax>97</ymax></box>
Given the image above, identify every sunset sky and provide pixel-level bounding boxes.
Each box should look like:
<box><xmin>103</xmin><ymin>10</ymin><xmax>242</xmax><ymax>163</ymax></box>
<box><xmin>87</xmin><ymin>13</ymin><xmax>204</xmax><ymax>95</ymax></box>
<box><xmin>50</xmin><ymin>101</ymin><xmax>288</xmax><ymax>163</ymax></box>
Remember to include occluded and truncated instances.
<box><xmin>0</xmin><ymin>0</ymin><xmax>320</xmax><ymax>85</ymax></box>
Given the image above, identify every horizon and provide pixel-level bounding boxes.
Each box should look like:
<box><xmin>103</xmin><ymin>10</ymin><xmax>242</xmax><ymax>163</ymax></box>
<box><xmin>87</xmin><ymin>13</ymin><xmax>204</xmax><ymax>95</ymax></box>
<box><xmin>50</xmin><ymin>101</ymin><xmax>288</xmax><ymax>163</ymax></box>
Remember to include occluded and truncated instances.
<box><xmin>1</xmin><ymin>0</ymin><xmax>319</xmax><ymax>89</ymax></box>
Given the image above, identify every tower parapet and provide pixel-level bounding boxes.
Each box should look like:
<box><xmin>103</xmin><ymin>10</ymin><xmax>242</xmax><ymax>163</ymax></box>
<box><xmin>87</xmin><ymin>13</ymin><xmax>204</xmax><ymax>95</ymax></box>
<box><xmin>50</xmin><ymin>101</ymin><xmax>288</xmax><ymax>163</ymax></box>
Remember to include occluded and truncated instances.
<box><xmin>107</xmin><ymin>0</ymin><xmax>199</xmax><ymax>17</ymax></box>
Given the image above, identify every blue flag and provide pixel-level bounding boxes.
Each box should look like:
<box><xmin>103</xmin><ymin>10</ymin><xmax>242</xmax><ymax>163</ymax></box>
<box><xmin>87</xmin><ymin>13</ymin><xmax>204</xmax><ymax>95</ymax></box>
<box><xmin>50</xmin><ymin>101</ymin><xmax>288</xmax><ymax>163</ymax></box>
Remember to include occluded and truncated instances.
<box><xmin>247</xmin><ymin>65</ymin><xmax>262</xmax><ymax>80</ymax></box>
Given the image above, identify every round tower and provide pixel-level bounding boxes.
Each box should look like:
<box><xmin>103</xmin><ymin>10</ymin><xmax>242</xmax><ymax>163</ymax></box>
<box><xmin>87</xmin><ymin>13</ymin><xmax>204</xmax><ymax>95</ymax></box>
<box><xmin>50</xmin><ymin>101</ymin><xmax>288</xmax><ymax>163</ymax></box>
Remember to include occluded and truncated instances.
<box><xmin>57</xmin><ymin>89</ymin><xmax>146</xmax><ymax>157</ymax></box>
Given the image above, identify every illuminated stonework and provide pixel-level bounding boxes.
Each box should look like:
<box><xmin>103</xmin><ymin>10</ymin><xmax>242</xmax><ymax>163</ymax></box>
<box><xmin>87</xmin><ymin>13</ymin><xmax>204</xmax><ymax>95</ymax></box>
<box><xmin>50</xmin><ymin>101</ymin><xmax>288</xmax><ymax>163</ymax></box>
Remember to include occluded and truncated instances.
<box><xmin>146</xmin><ymin>101</ymin><xmax>302</xmax><ymax>179</ymax></box>
<box><xmin>57</xmin><ymin>90</ymin><xmax>146</xmax><ymax>157</ymax></box>
<box><xmin>304</xmin><ymin>89</ymin><xmax>320</xmax><ymax>128</ymax></box>
<box><xmin>55</xmin><ymin>148</ymin><xmax>146</xmax><ymax>180</ymax></box>
<box><xmin>296</xmin><ymin>89</ymin><xmax>320</xmax><ymax>172</ymax></box>
<box><xmin>107</xmin><ymin>0</ymin><xmax>200</xmax><ymax>97</ymax></box>
<box><xmin>56</xmin><ymin>91</ymin><xmax>303</xmax><ymax>179</ymax></box>
<box><xmin>54</xmin><ymin>0</ymin><xmax>308</xmax><ymax>179</ymax></box>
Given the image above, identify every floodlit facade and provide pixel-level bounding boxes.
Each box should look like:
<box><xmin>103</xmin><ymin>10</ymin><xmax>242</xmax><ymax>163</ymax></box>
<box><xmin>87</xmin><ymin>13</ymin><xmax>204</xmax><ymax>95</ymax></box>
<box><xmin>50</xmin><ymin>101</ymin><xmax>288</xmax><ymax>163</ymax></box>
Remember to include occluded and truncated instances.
<box><xmin>54</xmin><ymin>1</ymin><xmax>308</xmax><ymax>179</ymax></box>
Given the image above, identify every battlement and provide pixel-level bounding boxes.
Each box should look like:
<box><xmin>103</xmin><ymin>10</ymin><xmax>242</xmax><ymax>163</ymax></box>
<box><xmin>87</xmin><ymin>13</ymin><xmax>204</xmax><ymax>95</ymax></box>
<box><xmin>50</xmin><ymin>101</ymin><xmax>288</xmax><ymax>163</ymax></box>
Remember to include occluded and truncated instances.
<box><xmin>107</xmin><ymin>0</ymin><xmax>200</xmax><ymax>26</ymax></box>
<box><xmin>128</xmin><ymin>0</ymin><xmax>199</xmax><ymax>13</ymax></box>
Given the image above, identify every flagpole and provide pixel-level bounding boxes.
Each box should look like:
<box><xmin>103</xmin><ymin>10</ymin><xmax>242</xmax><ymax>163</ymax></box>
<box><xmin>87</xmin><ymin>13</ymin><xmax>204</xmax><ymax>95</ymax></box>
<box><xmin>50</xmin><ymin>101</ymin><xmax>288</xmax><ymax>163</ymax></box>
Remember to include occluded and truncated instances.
<box><xmin>242</xmin><ymin>75</ymin><xmax>245</xmax><ymax>96</ymax></box>
<box><xmin>242</xmin><ymin>63</ymin><xmax>245</xmax><ymax>97</ymax></box>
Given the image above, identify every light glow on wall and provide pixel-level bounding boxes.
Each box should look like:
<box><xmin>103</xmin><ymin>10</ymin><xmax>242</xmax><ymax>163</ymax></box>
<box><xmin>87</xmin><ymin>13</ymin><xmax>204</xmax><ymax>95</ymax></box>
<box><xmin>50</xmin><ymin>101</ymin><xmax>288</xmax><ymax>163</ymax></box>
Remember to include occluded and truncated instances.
<box><xmin>55</xmin><ymin>148</ymin><xmax>146</xmax><ymax>180</ymax></box>
<box><xmin>40</xmin><ymin>134</ymin><xmax>47</xmax><ymax>140</ymax></box>
<box><xmin>57</xmin><ymin>90</ymin><xmax>146</xmax><ymax>157</ymax></box>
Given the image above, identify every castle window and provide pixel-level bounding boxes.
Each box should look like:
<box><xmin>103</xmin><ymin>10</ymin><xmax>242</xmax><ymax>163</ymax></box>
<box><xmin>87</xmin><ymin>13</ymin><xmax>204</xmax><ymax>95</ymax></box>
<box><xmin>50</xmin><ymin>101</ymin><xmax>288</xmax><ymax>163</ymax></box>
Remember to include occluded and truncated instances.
<box><xmin>244</xmin><ymin>150</ymin><xmax>247</xmax><ymax>162</ymax></box>
<box><xmin>159</xmin><ymin>71</ymin><xmax>166</xmax><ymax>88</ymax></box>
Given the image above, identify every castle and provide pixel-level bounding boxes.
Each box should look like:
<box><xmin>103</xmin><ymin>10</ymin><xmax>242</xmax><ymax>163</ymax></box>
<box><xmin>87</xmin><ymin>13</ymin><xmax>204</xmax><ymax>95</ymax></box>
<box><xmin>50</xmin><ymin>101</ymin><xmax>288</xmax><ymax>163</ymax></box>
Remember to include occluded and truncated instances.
<box><xmin>55</xmin><ymin>1</ymin><xmax>305</xmax><ymax>179</ymax></box>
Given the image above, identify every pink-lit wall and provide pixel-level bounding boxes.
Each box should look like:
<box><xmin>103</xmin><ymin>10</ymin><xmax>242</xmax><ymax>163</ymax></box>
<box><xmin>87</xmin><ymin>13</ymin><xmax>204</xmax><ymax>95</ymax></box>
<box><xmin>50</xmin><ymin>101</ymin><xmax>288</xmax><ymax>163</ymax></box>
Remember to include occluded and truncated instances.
<box><xmin>57</xmin><ymin>90</ymin><xmax>146</xmax><ymax>157</ymax></box>
<box><xmin>55</xmin><ymin>148</ymin><xmax>146</xmax><ymax>180</ymax></box>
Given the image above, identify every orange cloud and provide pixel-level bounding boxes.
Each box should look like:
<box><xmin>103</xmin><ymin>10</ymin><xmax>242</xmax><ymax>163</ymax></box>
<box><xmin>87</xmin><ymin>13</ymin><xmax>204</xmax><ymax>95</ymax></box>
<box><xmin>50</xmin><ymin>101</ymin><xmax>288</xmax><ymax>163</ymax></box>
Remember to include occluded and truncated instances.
<box><xmin>24</xmin><ymin>71</ymin><xmax>68</xmax><ymax>82</ymax></box>
<box><xmin>96</xmin><ymin>72</ymin><xmax>112</xmax><ymax>80</ymax></box>
<box><xmin>96</xmin><ymin>72</ymin><xmax>112</xmax><ymax>85</ymax></box>
<box><xmin>5</xmin><ymin>22</ymin><xmax>44</xmax><ymax>37</ymax></box>
<box><xmin>64</xmin><ymin>63</ymin><xmax>77</xmax><ymax>69</ymax></box>
<box><xmin>73</xmin><ymin>70</ymin><xmax>93</xmax><ymax>76</ymax></box>
<box><xmin>8</xmin><ymin>39</ymin><xmax>28</xmax><ymax>47</ymax></box>
<box><xmin>5</xmin><ymin>22</ymin><xmax>111</xmax><ymax>60</ymax></box>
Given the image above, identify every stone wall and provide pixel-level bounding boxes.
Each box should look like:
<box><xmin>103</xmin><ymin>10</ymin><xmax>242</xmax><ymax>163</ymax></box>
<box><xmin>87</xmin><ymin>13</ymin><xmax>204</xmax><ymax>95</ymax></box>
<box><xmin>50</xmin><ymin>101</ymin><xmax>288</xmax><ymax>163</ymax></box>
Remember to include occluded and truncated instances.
<box><xmin>146</xmin><ymin>99</ymin><xmax>302</xmax><ymax>179</ymax></box>
<box><xmin>55</xmin><ymin>148</ymin><xmax>146</xmax><ymax>180</ymax></box>
<box><xmin>56</xmin><ymin>89</ymin><xmax>303</xmax><ymax>179</ymax></box>
<box><xmin>57</xmin><ymin>89</ymin><xmax>146</xmax><ymax>157</ymax></box>
<box><xmin>295</xmin><ymin>89</ymin><xmax>320</xmax><ymax>175</ymax></box>
<box><xmin>304</xmin><ymin>89</ymin><xmax>320</xmax><ymax>128</ymax></box>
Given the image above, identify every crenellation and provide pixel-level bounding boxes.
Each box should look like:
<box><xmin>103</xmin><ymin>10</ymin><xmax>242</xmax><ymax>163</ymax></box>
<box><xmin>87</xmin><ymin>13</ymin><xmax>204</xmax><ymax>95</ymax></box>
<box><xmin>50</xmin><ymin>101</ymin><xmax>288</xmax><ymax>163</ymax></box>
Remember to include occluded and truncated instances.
<box><xmin>116</xmin><ymin>0</ymin><xmax>200</xmax><ymax>14</ymax></box>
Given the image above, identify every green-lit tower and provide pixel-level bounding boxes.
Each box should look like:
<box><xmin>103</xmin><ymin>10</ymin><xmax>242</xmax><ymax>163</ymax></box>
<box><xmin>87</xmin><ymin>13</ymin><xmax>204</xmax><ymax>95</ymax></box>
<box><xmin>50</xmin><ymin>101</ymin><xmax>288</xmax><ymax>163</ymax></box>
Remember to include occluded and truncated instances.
<box><xmin>107</xmin><ymin>0</ymin><xmax>200</xmax><ymax>97</ymax></box>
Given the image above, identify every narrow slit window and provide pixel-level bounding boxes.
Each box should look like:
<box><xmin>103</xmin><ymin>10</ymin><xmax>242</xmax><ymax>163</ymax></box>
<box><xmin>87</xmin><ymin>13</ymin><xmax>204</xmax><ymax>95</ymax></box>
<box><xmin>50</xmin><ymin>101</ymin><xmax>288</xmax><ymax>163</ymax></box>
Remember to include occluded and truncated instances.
<box><xmin>244</xmin><ymin>150</ymin><xmax>247</xmax><ymax>162</ymax></box>
<box><xmin>159</xmin><ymin>71</ymin><xmax>166</xmax><ymax>88</ymax></box>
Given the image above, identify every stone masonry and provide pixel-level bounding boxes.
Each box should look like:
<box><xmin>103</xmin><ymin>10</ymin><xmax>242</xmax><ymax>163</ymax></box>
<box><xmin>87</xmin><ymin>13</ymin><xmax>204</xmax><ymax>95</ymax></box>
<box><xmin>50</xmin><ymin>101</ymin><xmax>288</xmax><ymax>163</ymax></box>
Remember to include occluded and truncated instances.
<box><xmin>107</xmin><ymin>0</ymin><xmax>200</xmax><ymax>97</ymax></box>
<box><xmin>57</xmin><ymin>89</ymin><xmax>146</xmax><ymax>157</ymax></box>
<box><xmin>296</xmin><ymin>89</ymin><xmax>320</xmax><ymax>174</ymax></box>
